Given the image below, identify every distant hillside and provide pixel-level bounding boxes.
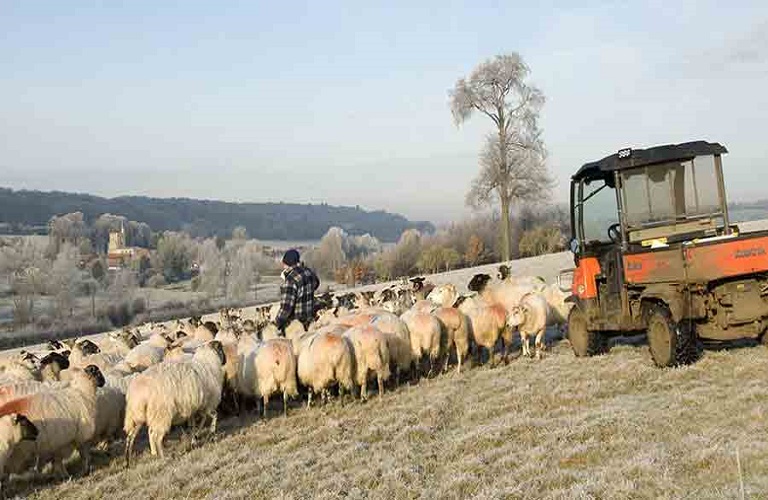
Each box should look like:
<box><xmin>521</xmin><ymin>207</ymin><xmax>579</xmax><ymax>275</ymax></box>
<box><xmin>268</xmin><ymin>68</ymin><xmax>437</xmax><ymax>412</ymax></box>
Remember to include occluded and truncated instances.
<box><xmin>0</xmin><ymin>187</ymin><xmax>434</xmax><ymax>242</ymax></box>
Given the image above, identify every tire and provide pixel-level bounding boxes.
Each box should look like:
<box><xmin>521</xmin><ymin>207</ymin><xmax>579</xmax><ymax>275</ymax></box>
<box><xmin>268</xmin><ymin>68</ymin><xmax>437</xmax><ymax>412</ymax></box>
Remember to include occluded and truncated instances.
<box><xmin>567</xmin><ymin>306</ymin><xmax>608</xmax><ymax>357</ymax></box>
<box><xmin>646</xmin><ymin>304</ymin><xmax>699</xmax><ymax>367</ymax></box>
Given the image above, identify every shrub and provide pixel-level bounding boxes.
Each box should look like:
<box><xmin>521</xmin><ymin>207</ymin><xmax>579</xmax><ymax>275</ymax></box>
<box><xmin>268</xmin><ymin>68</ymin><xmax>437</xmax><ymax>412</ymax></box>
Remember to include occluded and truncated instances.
<box><xmin>518</xmin><ymin>225</ymin><xmax>565</xmax><ymax>257</ymax></box>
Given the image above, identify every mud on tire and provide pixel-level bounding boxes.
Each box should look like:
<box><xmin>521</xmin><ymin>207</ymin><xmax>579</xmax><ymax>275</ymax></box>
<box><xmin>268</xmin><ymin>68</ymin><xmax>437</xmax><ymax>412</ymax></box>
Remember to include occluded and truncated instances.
<box><xmin>646</xmin><ymin>304</ymin><xmax>699</xmax><ymax>367</ymax></box>
<box><xmin>567</xmin><ymin>306</ymin><xmax>608</xmax><ymax>357</ymax></box>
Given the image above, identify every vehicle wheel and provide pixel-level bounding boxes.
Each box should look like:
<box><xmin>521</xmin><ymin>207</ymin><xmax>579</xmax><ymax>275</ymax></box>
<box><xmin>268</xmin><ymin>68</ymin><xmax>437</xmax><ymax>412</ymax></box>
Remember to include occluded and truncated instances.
<box><xmin>646</xmin><ymin>304</ymin><xmax>699</xmax><ymax>367</ymax></box>
<box><xmin>567</xmin><ymin>306</ymin><xmax>608</xmax><ymax>357</ymax></box>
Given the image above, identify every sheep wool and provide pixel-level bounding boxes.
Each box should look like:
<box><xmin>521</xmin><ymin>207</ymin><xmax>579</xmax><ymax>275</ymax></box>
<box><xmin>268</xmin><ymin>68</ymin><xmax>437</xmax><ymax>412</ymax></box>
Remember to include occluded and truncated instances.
<box><xmin>238</xmin><ymin>339</ymin><xmax>298</xmax><ymax>417</ymax></box>
<box><xmin>343</xmin><ymin>325</ymin><xmax>391</xmax><ymax>401</ymax></box>
<box><xmin>0</xmin><ymin>365</ymin><xmax>105</xmax><ymax>478</ymax></box>
<box><xmin>296</xmin><ymin>331</ymin><xmax>354</xmax><ymax>408</ymax></box>
<box><xmin>0</xmin><ymin>414</ymin><xmax>38</xmax><ymax>498</ymax></box>
<box><xmin>124</xmin><ymin>341</ymin><xmax>227</xmax><ymax>466</ymax></box>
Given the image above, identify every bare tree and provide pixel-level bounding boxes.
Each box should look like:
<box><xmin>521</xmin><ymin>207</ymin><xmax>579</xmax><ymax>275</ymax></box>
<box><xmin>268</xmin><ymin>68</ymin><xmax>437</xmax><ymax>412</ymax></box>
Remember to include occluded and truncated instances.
<box><xmin>450</xmin><ymin>53</ymin><xmax>549</xmax><ymax>261</ymax></box>
<box><xmin>48</xmin><ymin>243</ymin><xmax>85</xmax><ymax>319</ymax></box>
<box><xmin>466</xmin><ymin>132</ymin><xmax>552</xmax><ymax>258</ymax></box>
<box><xmin>48</xmin><ymin>212</ymin><xmax>88</xmax><ymax>256</ymax></box>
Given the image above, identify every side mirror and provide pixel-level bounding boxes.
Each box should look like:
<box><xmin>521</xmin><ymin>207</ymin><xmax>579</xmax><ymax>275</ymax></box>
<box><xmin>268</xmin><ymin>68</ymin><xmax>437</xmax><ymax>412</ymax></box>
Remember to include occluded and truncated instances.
<box><xmin>569</xmin><ymin>239</ymin><xmax>580</xmax><ymax>255</ymax></box>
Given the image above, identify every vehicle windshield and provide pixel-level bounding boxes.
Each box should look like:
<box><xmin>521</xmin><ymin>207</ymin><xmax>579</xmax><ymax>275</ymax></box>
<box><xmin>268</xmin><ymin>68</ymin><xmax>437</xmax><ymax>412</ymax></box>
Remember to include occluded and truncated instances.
<box><xmin>621</xmin><ymin>155</ymin><xmax>722</xmax><ymax>228</ymax></box>
<box><xmin>579</xmin><ymin>178</ymin><xmax>619</xmax><ymax>243</ymax></box>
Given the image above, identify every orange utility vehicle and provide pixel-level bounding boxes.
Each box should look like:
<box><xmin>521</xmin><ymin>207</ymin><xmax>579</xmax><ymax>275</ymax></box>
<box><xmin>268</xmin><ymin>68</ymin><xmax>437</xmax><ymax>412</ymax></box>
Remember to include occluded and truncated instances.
<box><xmin>566</xmin><ymin>141</ymin><xmax>768</xmax><ymax>366</ymax></box>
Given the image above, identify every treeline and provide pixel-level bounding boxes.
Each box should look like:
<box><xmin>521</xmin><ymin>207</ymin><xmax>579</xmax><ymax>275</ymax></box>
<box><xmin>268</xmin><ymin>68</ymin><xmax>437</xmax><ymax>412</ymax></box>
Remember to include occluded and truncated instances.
<box><xmin>0</xmin><ymin>187</ymin><xmax>434</xmax><ymax>242</ymax></box>
<box><xmin>305</xmin><ymin>205</ymin><xmax>569</xmax><ymax>285</ymax></box>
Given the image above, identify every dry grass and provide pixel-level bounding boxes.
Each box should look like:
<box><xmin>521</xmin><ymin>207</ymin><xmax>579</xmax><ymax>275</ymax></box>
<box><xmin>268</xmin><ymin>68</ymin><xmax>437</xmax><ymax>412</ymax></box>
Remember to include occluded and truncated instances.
<box><xmin>11</xmin><ymin>335</ymin><xmax>768</xmax><ymax>500</ymax></box>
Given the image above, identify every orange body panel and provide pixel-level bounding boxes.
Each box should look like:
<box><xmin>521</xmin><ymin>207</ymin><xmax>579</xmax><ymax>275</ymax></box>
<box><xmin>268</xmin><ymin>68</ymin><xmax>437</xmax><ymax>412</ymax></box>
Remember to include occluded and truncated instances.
<box><xmin>686</xmin><ymin>235</ymin><xmax>768</xmax><ymax>281</ymax></box>
<box><xmin>573</xmin><ymin>257</ymin><xmax>600</xmax><ymax>299</ymax></box>
<box><xmin>624</xmin><ymin>235</ymin><xmax>768</xmax><ymax>284</ymax></box>
<box><xmin>624</xmin><ymin>248</ymin><xmax>685</xmax><ymax>284</ymax></box>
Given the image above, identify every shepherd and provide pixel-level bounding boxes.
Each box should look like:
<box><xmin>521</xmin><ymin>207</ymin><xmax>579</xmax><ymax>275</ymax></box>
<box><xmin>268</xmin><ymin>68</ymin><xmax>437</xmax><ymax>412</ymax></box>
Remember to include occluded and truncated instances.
<box><xmin>274</xmin><ymin>249</ymin><xmax>320</xmax><ymax>333</ymax></box>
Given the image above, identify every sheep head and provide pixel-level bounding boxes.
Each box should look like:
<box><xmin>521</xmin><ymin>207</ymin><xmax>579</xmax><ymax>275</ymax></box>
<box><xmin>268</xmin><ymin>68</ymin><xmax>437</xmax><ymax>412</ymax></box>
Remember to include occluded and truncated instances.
<box><xmin>506</xmin><ymin>306</ymin><xmax>526</xmax><ymax>328</ymax></box>
<box><xmin>12</xmin><ymin>414</ymin><xmax>39</xmax><ymax>441</ymax></box>
<box><xmin>468</xmin><ymin>273</ymin><xmax>492</xmax><ymax>293</ymax></box>
<box><xmin>498</xmin><ymin>265</ymin><xmax>511</xmax><ymax>280</ymax></box>
<box><xmin>427</xmin><ymin>284</ymin><xmax>457</xmax><ymax>308</ymax></box>
<box><xmin>39</xmin><ymin>352</ymin><xmax>70</xmax><ymax>371</ymax></box>
<box><xmin>207</xmin><ymin>340</ymin><xmax>227</xmax><ymax>365</ymax></box>
<box><xmin>83</xmin><ymin>364</ymin><xmax>106</xmax><ymax>388</ymax></box>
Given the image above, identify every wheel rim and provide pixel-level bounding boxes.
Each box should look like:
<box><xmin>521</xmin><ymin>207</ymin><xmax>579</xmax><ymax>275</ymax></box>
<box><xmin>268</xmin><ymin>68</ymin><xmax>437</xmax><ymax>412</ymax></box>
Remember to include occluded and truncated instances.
<box><xmin>648</xmin><ymin>316</ymin><xmax>673</xmax><ymax>366</ymax></box>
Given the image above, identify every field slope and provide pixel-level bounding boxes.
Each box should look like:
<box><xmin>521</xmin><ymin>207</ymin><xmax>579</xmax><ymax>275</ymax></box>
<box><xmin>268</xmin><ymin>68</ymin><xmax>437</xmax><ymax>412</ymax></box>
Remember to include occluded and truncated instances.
<box><xmin>18</xmin><ymin>339</ymin><xmax>768</xmax><ymax>499</ymax></box>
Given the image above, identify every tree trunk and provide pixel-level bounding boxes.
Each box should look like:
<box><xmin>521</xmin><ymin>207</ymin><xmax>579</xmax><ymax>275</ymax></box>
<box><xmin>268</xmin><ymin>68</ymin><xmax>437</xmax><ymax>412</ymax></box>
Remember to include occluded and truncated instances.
<box><xmin>500</xmin><ymin>194</ymin><xmax>511</xmax><ymax>262</ymax></box>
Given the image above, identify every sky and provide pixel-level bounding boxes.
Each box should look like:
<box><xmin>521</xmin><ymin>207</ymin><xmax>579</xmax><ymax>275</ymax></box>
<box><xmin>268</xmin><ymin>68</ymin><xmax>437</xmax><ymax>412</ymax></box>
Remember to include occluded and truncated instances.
<box><xmin>1</xmin><ymin>1</ymin><xmax>767</xmax><ymax>224</ymax></box>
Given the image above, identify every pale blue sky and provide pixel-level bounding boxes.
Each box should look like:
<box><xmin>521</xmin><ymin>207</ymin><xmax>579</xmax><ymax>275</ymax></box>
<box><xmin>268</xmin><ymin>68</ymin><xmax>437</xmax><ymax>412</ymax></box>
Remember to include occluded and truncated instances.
<box><xmin>2</xmin><ymin>1</ymin><xmax>767</xmax><ymax>223</ymax></box>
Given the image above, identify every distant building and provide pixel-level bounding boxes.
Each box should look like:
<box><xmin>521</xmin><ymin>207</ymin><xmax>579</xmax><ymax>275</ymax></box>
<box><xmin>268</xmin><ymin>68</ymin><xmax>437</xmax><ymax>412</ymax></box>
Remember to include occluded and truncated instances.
<box><xmin>107</xmin><ymin>223</ymin><xmax>150</xmax><ymax>270</ymax></box>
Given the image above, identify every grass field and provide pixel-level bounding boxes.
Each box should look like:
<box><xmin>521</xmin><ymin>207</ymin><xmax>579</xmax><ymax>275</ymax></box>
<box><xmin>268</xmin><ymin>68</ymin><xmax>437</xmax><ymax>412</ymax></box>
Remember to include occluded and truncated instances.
<box><xmin>13</xmin><ymin>335</ymin><xmax>768</xmax><ymax>500</ymax></box>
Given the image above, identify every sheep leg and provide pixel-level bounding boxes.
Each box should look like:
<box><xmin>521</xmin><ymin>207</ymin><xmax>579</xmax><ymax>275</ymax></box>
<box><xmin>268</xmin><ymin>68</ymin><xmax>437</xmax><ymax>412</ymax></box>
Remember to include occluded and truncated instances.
<box><xmin>78</xmin><ymin>444</ymin><xmax>92</xmax><ymax>476</ymax></box>
<box><xmin>148</xmin><ymin>428</ymin><xmax>159</xmax><ymax>456</ymax></box>
<box><xmin>360</xmin><ymin>377</ymin><xmax>367</xmax><ymax>402</ymax></box>
<box><xmin>54</xmin><ymin>459</ymin><xmax>69</xmax><ymax>481</ymax></box>
<box><xmin>208</xmin><ymin>411</ymin><xmax>218</xmax><ymax>434</ymax></box>
<box><xmin>262</xmin><ymin>395</ymin><xmax>269</xmax><ymax>419</ymax></box>
<box><xmin>535</xmin><ymin>329</ymin><xmax>545</xmax><ymax>359</ymax></box>
<box><xmin>283</xmin><ymin>390</ymin><xmax>289</xmax><ymax>417</ymax></box>
<box><xmin>520</xmin><ymin>332</ymin><xmax>528</xmax><ymax>358</ymax></box>
<box><xmin>125</xmin><ymin>426</ymin><xmax>140</xmax><ymax>468</ymax></box>
<box><xmin>307</xmin><ymin>389</ymin><xmax>313</xmax><ymax>410</ymax></box>
<box><xmin>377</xmin><ymin>373</ymin><xmax>384</xmax><ymax>401</ymax></box>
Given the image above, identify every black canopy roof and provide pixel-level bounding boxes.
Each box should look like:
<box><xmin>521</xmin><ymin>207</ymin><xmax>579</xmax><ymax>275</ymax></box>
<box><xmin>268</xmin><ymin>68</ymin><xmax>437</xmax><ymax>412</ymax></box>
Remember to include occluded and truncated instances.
<box><xmin>572</xmin><ymin>141</ymin><xmax>728</xmax><ymax>182</ymax></box>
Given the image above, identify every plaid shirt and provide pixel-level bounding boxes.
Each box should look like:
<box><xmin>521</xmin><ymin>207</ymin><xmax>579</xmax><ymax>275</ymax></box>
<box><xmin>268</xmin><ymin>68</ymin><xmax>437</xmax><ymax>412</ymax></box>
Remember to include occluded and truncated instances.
<box><xmin>275</xmin><ymin>263</ymin><xmax>320</xmax><ymax>330</ymax></box>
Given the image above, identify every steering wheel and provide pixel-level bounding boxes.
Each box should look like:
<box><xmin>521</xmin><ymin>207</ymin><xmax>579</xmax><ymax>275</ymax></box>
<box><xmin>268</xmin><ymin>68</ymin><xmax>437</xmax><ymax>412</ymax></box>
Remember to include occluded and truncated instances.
<box><xmin>607</xmin><ymin>223</ymin><xmax>622</xmax><ymax>243</ymax></box>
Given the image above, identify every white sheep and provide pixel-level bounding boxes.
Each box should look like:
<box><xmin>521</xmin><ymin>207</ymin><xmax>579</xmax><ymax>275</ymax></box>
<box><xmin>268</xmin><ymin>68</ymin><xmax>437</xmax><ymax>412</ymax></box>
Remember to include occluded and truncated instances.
<box><xmin>97</xmin><ymin>329</ymin><xmax>140</xmax><ymax>356</ymax></box>
<box><xmin>457</xmin><ymin>294</ymin><xmax>512</xmax><ymax>367</ymax></box>
<box><xmin>295</xmin><ymin>330</ymin><xmax>355</xmax><ymax>408</ymax></box>
<box><xmin>343</xmin><ymin>325</ymin><xmax>391</xmax><ymax>401</ymax></box>
<box><xmin>124</xmin><ymin>341</ymin><xmax>227</xmax><ymax>466</ymax></box>
<box><xmin>0</xmin><ymin>365</ymin><xmax>105</xmax><ymax>478</ymax></box>
<box><xmin>507</xmin><ymin>292</ymin><xmax>549</xmax><ymax>359</ymax></box>
<box><xmin>0</xmin><ymin>356</ymin><xmax>40</xmax><ymax>385</ymax></box>
<box><xmin>236</xmin><ymin>338</ymin><xmax>298</xmax><ymax>417</ymax></box>
<box><xmin>401</xmin><ymin>308</ymin><xmax>442</xmax><ymax>377</ymax></box>
<box><xmin>0</xmin><ymin>413</ymin><xmax>38</xmax><ymax>498</ymax></box>
<box><xmin>122</xmin><ymin>333</ymin><xmax>169</xmax><ymax>372</ymax></box>
<box><xmin>38</xmin><ymin>352</ymin><xmax>70</xmax><ymax>382</ymax></box>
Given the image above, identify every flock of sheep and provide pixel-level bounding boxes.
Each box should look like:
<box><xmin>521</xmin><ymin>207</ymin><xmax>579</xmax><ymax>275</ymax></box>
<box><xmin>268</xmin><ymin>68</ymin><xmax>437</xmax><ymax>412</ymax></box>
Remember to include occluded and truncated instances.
<box><xmin>0</xmin><ymin>266</ymin><xmax>572</xmax><ymax>497</ymax></box>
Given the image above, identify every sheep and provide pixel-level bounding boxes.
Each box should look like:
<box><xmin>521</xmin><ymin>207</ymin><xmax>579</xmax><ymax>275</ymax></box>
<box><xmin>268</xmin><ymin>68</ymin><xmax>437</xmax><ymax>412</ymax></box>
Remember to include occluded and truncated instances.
<box><xmin>458</xmin><ymin>294</ymin><xmax>512</xmax><ymax>367</ymax></box>
<box><xmin>468</xmin><ymin>273</ymin><xmax>538</xmax><ymax>313</ymax></box>
<box><xmin>38</xmin><ymin>352</ymin><xmax>70</xmax><ymax>382</ymax></box>
<box><xmin>71</xmin><ymin>351</ymin><xmax>125</xmax><ymax>373</ymax></box>
<box><xmin>369</xmin><ymin>312</ymin><xmax>413</xmax><ymax>383</ymax></box>
<box><xmin>163</xmin><ymin>345</ymin><xmax>192</xmax><ymax>364</ymax></box>
<box><xmin>124</xmin><ymin>341</ymin><xmax>227</xmax><ymax>466</ymax></box>
<box><xmin>236</xmin><ymin>338</ymin><xmax>298</xmax><ymax>417</ymax></box>
<box><xmin>260</xmin><ymin>319</ymin><xmax>305</xmax><ymax>341</ymax></box>
<box><xmin>122</xmin><ymin>334</ymin><xmax>169</xmax><ymax>372</ymax></box>
<box><xmin>507</xmin><ymin>292</ymin><xmax>549</xmax><ymax>359</ymax></box>
<box><xmin>401</xmin><ymin>308</ymin><xmax>442</xmax><ymax>377</ymax></box>
<box><xmin>294</xmin><ymin>330</ymin><xmax>355</xmax><ymax>408</ymax></box>
<box><xmin>0</xmin><ymin>413</ymin><xmax>38</xmax><ymax>498</ymax></box>
<box><xmin>66</xmin><ymin>339</ymin><xmax>101</xmax><ymax>366</ymax></box>
<box><xmin>343</xmin><ymin>325</ymin><xmax>391</xmax><ymax>401</ymax></box>
<box><xmin>92</xmin><ymin>377</ymin><xmax>133</xmax><ymax>447</ymax></box>
<box><xmin>98</xmin><ymin>329</ymin><xmax>141</xmax><ymax>356</ymax></box>
<box><xmin>0</xmin><ymin>365</ymin><xmax>105</xmax><ymax>479</ymax></box>
<box><xmin>0</xmin><ymin>355</ymin><xmax>40</xmax><ymax>385</ymax></box>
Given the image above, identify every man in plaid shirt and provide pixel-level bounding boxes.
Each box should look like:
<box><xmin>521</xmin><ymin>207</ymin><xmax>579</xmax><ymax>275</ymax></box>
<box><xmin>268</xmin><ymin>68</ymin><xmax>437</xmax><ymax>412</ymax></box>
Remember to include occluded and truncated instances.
<box><xmin>274</xmin><ymin>249</ymin><xmax>320</xmax><ymax>332</ymax></box>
